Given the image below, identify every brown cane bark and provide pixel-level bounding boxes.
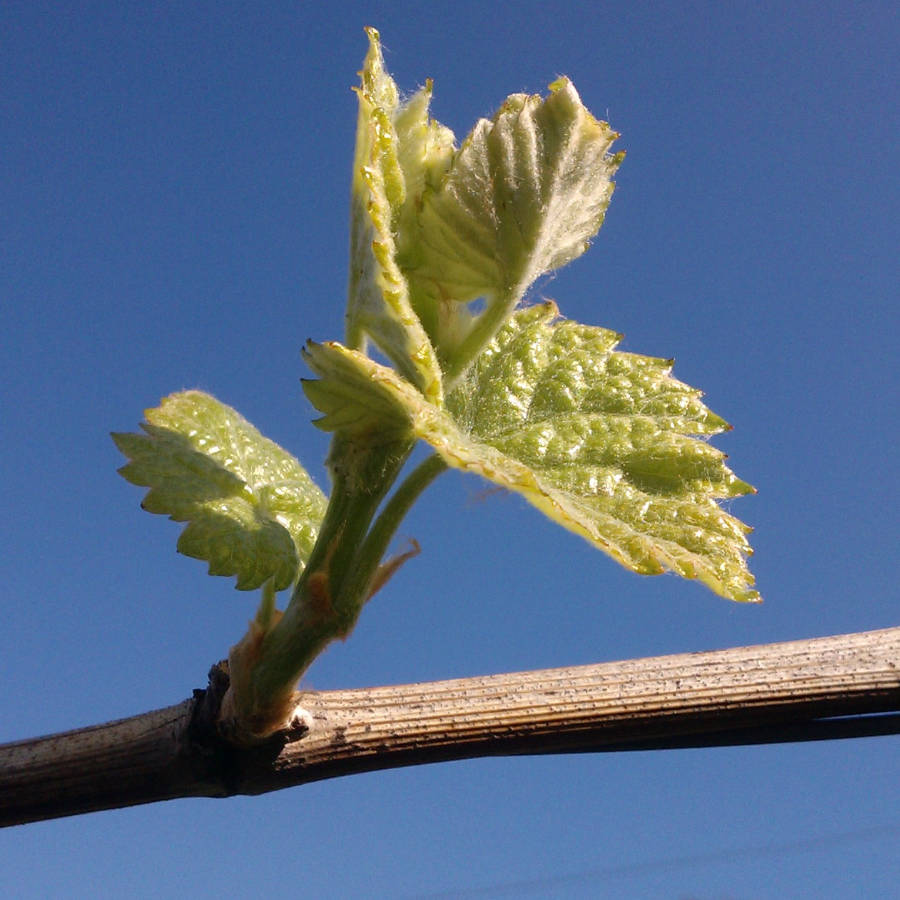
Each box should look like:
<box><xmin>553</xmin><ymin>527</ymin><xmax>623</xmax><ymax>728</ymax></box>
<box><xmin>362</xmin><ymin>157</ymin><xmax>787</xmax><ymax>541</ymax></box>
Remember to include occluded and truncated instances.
<box><xmin>2</xmin><ymin>626</ymin><xmax>898</xmax><ymax>827</ymax></box>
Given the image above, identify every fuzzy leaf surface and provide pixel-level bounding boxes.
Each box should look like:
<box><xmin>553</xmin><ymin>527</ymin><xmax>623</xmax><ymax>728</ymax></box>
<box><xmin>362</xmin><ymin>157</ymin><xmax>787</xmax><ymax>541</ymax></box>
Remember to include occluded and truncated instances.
<box><xmin>303</xmin><ymin>306</ymin><xmax>758</xmax><ymax>602</ymax></box>
<box><xmin>400</xmin><ymin>78</ymin><xmax>624</xmax><ymax>366</ymax></box>
<box><xmin>302</xmin><ymin>341</ymin><xmax>423</xmax><ymax>441</ymax></box>
<box><xmin>113</xmin><ymin>391</ymin><xmax>327</xmax><ymax>591</ymax></box>
<box><xmin>346</xmin><ymin>27</ymin><xmax>444</xmax><ymax>403</ymax></box>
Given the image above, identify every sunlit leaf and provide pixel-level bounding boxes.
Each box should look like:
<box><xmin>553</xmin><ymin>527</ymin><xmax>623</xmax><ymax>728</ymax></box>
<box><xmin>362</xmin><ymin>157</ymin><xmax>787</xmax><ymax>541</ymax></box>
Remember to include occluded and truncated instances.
<box><xmin>346</xmin><ymin>27</ymin><xmax>444</xmax><ymax>403</ymax></box>
<box><xmin>303</xmin><ymin>306</ymin><xmax>758</xmax><ymax>602</ymax></box>
<box><xmin>302</xmin><ymin>340</ymin><xmax>422</xmax><ymax>441</ymax></box>
<box><xmin>346</xmin><ymin>30</ymin><xmax>624</xmax><ymax>395</ymax></box>
<box><xmin>400</xmin><ymin>78</ymin><xmax>624</xmax><ymax>368</ymax></box>
<box><xmin>113</xmin><ymin>391</ymin><xmax>327</xmax><ymax>591</ymax></box>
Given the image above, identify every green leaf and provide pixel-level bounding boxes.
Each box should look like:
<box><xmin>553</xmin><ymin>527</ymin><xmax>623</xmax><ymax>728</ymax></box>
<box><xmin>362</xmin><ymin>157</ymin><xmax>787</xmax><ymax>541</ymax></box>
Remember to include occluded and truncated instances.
<box><xmin>346</xmin><ymin>27</ymin><xmax>444</xmax><ymax>404</ymax></box>
<box><xmin>346</xmin><ymin>30</ymin><xmax>623</xmax><ymax>399</ymax></box>
<box><xmin>113</xmin><ymin>391</ymin><xmax>327</xmax><ymax>591</ymax></box>
<box><xmin>393</xmin><ymin>76</ymin><xmax>456</xmax><ymax>236</ymax></box>
<box><xmin>400</xmin><ymin>78</ymin><xmax>624</xmax><ymax>372</ymax></box>
<box><xmin>302</xmin><ymin>340</ymin><xmax>422</xmax><ymax>441</ymax></box>
<box><xmin>303</xmin><ymin>306</ymin><xmax>758</xmax><ymax>602</ymax></box>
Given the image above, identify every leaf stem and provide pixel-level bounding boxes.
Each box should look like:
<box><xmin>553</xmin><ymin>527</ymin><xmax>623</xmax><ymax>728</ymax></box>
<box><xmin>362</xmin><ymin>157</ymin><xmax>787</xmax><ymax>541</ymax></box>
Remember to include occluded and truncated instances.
<box><xmin>221</xmin><ymin>436</ymin><xmax>424</xmax><ymax>739</ymax></box>
<box><xmin>443</xmin><ymin>293</ymin><xmax>517</xmax><ymax>390</ymax></box>
<box><xmin>341</xmin><ymin>452</ymin><xmax>447</xmax><ymax>605</ymax></box>
<box><xmin>254</xmin><ymin>579</ymin><xmax>278</xmax><ymax>631</ymax></box>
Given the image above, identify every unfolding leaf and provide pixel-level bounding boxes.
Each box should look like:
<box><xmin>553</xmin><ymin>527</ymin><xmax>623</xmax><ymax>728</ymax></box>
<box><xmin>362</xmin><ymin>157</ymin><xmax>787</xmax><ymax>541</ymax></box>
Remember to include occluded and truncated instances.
<box><xmin>113</xmin><ymin>391</ymin><xmax>327</xmax><ymax>591</ymax></box>
<box><xmin>400</xmin><ymin>78</ymin><xmax>624</xmax><ymax>368</ymax></box>
<box><xmin>346</xmin><ymin>27</ymin><xmax>444</xmax><ymax>403</ymax></box>
<box><xmin>346</xmin><ymin>30</ymin><xmax>624</xmax><ymax>397</ymax></box>
<box><xmin>303</xmin><ymin>306</ymin><xmax>758</xmax><ymax>602</ymax></box>
<box><xmin>302</xmin><ymin>340</ymin><xmax>423</xmax><ymax>441</ymax></box>
<box><xmin>393</xmin><ymin>76</ymin><xmax>456</xmax><ymax>236</ymax></box>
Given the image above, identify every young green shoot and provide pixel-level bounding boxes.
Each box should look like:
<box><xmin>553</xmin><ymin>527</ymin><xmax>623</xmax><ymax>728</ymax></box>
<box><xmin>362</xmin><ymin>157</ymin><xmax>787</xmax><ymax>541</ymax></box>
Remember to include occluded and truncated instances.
<box><xmin>114</xmin><ymin>28</ymin><xmax>758</xmax><ymax>743</ymax></box>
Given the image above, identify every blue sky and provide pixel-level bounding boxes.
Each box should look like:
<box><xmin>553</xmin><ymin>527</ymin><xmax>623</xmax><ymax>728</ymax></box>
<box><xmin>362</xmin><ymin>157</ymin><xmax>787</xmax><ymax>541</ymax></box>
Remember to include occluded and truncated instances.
<box><xmin>2</xmin><ymin>2</ymin><xmax>898</xmax><ymax>897</ymax></box>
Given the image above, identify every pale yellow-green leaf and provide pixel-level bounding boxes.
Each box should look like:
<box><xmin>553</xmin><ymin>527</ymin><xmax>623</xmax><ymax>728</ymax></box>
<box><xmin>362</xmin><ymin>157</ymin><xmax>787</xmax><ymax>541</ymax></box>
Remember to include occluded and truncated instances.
<box><xmin>301</xmin><ymin>340</ymin><xmax>423</xmax><ymax>441</ymax></box>
<box><xmin>303</xmin><ymin>306</ymin><xmax>758</xmax><ymax>602</ymax></box>
<box><xmin>346</xmin><ymin>27</ymin><xmax>443</xmax><ymax>403</ymax></box>
<box><xmin>113</xmin><ymin>391</ymin><xmax>327</xmax><ymax>591</ymax></box>
<box><xmin>400</xmin><ymin>78</ymin><xmax>624</xmax><ymax>365</ymax></box>
<box><xmin>393</xmin><ymin>79</ymin><xmax>456</xmax><ymax>235</ymax></box>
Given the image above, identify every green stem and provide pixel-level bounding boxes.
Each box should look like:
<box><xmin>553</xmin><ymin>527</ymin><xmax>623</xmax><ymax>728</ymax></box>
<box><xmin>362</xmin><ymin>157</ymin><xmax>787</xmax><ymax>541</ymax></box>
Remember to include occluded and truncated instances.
<box><xmin>235</xmin><ymin>436</ymin><xmax>415</xmax><ymax>725</ymax></box>
<box><xmin>254</xmin><ymin>579</ymin><xmax>278</xmax><ymax>631</ymax></box>
<box><xmin>341</xmin><ymin>452</ymin><xmax>448</xmax><ymax>606</ymax></box>
<box><xmin>443</xmin><ymin>292</ymin><xmax>518</xmax><ymax>391</ymax></box>
<box><xmin>223</xmin><ymin>438</ymin><xmax>448</xmax><ymax>741</ymax></box>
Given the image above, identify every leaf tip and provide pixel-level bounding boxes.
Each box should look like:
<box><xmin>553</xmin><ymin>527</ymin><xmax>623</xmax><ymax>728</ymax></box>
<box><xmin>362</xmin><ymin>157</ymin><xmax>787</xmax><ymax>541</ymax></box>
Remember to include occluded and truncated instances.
<box><xmin>363</xmin><ymin>26</ymin><xmax>380</xmax><ymax>52</ymax></box>
<box><xmin>538</xmin><ymin>298</ymin><xmax>560</xmax><ymax>318</ymax></box>
<box><xmin>547</xmin><ymin>75</ymin><xmax>571</xmax><ymax>93</ymax></box>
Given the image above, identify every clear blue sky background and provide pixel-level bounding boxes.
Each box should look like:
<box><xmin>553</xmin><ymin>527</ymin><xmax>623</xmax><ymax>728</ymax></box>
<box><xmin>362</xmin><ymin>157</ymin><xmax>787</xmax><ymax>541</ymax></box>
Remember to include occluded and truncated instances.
<box><xmin>2</xmin><ymin>2</ymin><xmax>898</xmax><ymax>897</ymax></box>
